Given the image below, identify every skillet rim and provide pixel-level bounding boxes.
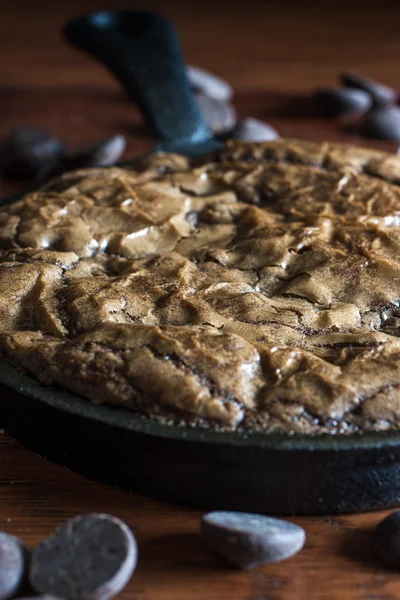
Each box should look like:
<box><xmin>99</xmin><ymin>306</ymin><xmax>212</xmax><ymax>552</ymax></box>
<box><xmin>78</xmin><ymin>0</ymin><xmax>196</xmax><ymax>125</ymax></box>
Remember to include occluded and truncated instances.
<box><xmin>2</xmin><ymin>359</ymin><xmax>400</xmax><ymax>453</ymax></box>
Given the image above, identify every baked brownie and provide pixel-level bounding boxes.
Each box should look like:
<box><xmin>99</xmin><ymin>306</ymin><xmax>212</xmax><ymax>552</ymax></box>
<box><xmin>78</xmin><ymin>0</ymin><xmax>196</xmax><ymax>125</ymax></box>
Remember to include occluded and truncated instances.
<box><xmin>2</xmin><ymin>139</ymin><xmax>400</xmax><ymax>435</ymax></box>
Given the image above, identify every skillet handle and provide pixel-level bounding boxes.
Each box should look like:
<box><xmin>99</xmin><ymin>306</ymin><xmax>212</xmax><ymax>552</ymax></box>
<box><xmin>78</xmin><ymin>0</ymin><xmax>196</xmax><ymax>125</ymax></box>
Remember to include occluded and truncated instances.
<box><xmin>63</xmin><ymin>10</ymin><xmax>212</xmax><ymax>147</ymax></box>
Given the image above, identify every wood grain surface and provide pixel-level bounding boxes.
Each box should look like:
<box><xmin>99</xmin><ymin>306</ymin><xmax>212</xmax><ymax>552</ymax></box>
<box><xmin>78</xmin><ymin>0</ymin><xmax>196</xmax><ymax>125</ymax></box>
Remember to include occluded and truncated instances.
<box><xmin>2</xmin><ymin>1</ymin><xmax>400</xmax><ymax>598</ymax></box>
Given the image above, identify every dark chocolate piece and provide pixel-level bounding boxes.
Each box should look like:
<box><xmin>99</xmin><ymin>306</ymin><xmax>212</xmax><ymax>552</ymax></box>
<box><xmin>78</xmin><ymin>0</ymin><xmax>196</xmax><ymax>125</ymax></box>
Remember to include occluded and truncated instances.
<box><xmin>0</xmin><ymin>532</ymin><xmax>30</xmax><ymax>600</ymax></box>
<box><xmin>62</xmin><ymin>135</ymin><xmax>126</xmax><ymax>171</ymax></box>
<box><xmin>341</xmin><ymin>72</ymin><xmax>397</xmax><ymax>107</ymax></box>
<box><xmin>29</xmin><ymin>514</ymin><xmax>137</xmax><ymax>600</ymax></box>
<box><xmin>233</xmin><ymin>118</ymin><xmax>279</xmax><ymax>141</ymax></box>
<box><xmin>313</xmin><ymin>87</ymin><xmax>372</xmax><ymax>118</ymax></box>
<box><xmin>195</xmin><ymin>92</ymin><xmax>236</xmax><ymax>135</ymax></box>
<box><xmin>201</xmin><ymin>511</ymin><xmax>305</xmax><ymax>569</ymax></box>
<box><xmin>0</xmin><ymin>128</ymin><xmax>64</xmax><ymax>180</ymax></box>
<box><xmin>359</xmin><ymin>106</ymin><xmax>400</xmax><ymax>141</ymax></box>
<box><xmin>187</xmin><ymin>66</ymin><xmax>233</xmax><ymax>102</ymax></box>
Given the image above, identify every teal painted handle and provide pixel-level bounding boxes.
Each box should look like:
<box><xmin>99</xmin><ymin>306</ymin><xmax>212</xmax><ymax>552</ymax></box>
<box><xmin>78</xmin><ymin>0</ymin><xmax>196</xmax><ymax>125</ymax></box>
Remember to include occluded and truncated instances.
<box><xmin>64</xmin><ymin>11</ymin><xmax>213</xmax><ymax>147</ymax></box>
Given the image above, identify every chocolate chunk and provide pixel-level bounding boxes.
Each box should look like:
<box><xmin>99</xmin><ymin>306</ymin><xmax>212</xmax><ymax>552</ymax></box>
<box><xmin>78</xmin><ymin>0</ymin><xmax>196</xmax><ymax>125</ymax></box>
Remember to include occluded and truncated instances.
<box><xmin>62</xmin><ymin>135</ymin><xmax>127</xmax><ymax>171</ymax></box>
<box><xmin>359</xmin><ymin>106</ymin><xmax>400</xmax><ymax>141</ymax></box>
<box><xmin>0</xmin><ymin>128</ymin><xmax>65</xmax><ymax>180</ymax></box>
<box><xmin>187</xmin><ymin>66</ymin><xmax>233</xmax><ymax>102</ymax></box>
<box><xmin>0</xmin><ymin>533</ymin><xmax>30</xmax><ymax>600</ymax></box>
<box><xmin>313</xmin><ymin>87</ymin><xmax>372</xmax><ymax>118</ymax></box>
<box><xmin>341</xmin><ymin>72</ymin><xmax>397</xmax><ymax>107</ymax></box>
<box><xmin>29</xmin><ymin>514</ymin><xmax>137</xmax><ymax>600</ymax></box>
<box><xmin>232</xmin><ymin>118</ymin><xmax>279</xmax><ymax>142</ymax></box>
<box><xmin>373</xmin><ymin>510</ymin><xmax>400</xmax><ymax>569</ymax></box>
<box><xmin>195</xmin><ymin>92</ymin><xmax>237</xmax><ymax>135</ymax></box>
<box><xmin>201</xmin><ymin>511</ymin><xmax>305</xmax><ymax>570</ymax></box>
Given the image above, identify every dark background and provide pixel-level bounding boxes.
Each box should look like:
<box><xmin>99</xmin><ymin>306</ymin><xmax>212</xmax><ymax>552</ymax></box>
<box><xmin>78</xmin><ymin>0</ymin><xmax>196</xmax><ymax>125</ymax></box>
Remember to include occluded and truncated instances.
<box><xmin>2</xmin><ymin>0</ymin><xmax>400</xmax><ymax>91</ymax></box>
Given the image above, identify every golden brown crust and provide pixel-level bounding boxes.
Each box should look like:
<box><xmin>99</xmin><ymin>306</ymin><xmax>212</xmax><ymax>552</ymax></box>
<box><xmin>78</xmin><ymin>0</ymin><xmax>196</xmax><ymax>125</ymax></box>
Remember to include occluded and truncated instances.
<box><xmin>2</xmin><ymin>139</ymin><xmax>400</xmax><ymax>434</ymax></box>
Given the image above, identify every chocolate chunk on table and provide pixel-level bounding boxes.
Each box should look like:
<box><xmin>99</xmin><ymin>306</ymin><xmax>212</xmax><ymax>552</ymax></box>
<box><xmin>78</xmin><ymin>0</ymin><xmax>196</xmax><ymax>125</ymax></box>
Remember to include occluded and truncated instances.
<box><xmin>0</xmin><ymin>532</ymin><xmax>30</xmax><ymax>600</ymax></box>
<box><xmin>29</xmin><ymin>514</ymin><xmax>137</xmax><ymax>600</ymax></box>
<box><xmin>201</xmin><ymin>511</ymin><xmax>305</xmax><ymax>570</ymax></box>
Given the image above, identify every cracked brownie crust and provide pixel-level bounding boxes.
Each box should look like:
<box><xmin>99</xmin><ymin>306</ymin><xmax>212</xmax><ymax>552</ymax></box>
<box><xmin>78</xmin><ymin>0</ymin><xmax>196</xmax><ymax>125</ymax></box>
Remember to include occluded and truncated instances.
<box><xmin>2</xmin><ymin>139</ymin><xmax>400</xmax><ymax>434</ymax></box>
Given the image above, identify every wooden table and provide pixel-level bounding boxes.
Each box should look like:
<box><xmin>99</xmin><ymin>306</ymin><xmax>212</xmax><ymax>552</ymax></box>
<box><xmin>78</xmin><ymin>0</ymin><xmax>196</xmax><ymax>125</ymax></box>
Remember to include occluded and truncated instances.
<box><xmin>2</xmin><ymin>1</ymin><xmax>400</xmax><ymax>598</ymax></box>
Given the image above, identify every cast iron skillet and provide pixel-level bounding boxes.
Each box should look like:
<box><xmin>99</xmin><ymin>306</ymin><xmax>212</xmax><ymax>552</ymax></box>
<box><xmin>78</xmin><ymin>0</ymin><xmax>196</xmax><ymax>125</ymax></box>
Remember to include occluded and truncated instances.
<box><xmin>2</xmin><ymin>10</ymin><xmax>400</xmax><ymax>515</ymax></box>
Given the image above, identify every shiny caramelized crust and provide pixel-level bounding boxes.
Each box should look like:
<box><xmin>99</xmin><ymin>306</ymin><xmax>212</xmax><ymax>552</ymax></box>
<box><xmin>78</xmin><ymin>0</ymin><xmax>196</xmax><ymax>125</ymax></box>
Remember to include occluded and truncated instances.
<box><xmin>3</xmin><ymin>139</ymin><xmax>400</xmax><ymax>434</ymax></box>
